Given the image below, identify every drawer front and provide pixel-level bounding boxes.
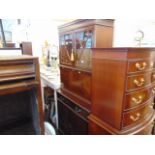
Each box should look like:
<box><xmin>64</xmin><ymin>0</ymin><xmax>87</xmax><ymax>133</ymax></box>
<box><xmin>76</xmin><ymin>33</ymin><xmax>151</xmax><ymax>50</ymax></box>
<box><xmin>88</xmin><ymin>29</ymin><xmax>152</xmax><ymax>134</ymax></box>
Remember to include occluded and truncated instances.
<box><xmin>124</xmin><ymin>87</ymin><xmax>153</xmax><ymax>110</ymax></box>
<box><xmin>0</xmin><ymin>61</ymin><xmax>35</xmax><ymax>82</ymax></box>
<box><xmin>127</xmin><ymin>73</ymin><xmax>151</xmax><ymax>91</ymax></box>
<box><xmin>127</xmin><ymin>59</ymin><xmax>154</xmax><ymax>73</ymax></box>
<box><xmin>60</xmin><ymin>67</ymin><xmax>91</xmax><ymax>101</ymax></box>
<box><xmin>127</xmin><ymin>50</ymin><xmax>155</xmax><ymax>59</ymax></box>
<box><xmin>0</xmin><ymin>62</ymin><xmax>35</xmax><ymax>74</ymax></box>
<box><xmin>123</xmin><ymin>101</ymin><xmax>154</xmax><ymax>127</ymax></box>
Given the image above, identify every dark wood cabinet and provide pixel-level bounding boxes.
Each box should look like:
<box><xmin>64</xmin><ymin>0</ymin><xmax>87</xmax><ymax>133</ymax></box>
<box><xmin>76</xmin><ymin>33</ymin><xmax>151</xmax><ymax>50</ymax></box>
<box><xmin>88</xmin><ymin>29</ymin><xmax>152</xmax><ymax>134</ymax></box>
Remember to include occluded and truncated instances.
<box><xmin>58</xmin><ymin>19</ymin><xmax>114</xmax><ymax>135</ymax></box>
<box><xmin>0</xmin><ymin>56</ymin><xmax>44</xmax><ymax>134</ymax></box>
<box><xmin>57</xmin><ymin>91</ymin><xmax>89</xmax><ymax>135</ymax></box>
<box><xmin>59</xmin><ymin>19</ymin><xmax>114</xmax><ymax>67</ymax></box>
<box><xmin>58</xmin><ymin>19</ymin><xmax>114</xmax><ymax>111</ymax></box>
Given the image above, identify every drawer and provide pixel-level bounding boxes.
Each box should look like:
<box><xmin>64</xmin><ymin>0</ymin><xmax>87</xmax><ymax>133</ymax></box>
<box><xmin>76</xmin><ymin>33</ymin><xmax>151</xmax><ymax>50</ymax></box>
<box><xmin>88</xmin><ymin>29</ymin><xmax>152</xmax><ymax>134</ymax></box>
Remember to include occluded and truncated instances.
<box><xmin>124</xmin><ymin>87</ymin><xmax>153</xmax><ymax>110</ymax></box>
<box><xmin>122</xmin><ymin>101</ymin><xmax>154</xmax><ymax>127</ymax></box>
<box><xmin>126</xmin><ymin>73</ymin><xmax>151</xmax><ymax>91</ymax></box>
<box><xmin>127</xmin><ymin>59</ymin><xmax>154</xmax><ymax>73</ymax></box>
<box><xmin>0</xmin><ymin>61</ymin><xmax>35</xmax><ymax>82</ymax></box>
<box><xmin>127</xmin><ymin>49</ymin><xmax>155</xmax><ymax>59</ymax></box>
<box><xmin>0</xmin><ymin>62</ymin><xmax>35</xmax><ymax>74</ymax></box>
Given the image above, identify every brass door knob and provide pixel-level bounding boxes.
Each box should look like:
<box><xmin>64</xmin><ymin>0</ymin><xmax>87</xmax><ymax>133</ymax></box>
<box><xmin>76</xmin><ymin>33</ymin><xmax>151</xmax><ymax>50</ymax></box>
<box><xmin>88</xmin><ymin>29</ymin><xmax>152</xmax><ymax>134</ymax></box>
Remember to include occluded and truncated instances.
<box><xmin>135</xmin><ymin>62</ymin><xmax>147</xmax><ymax>71</ymax></box>
<box><xmin>130</xmin><ymin>113</ymin><xmax>141</xmax><ymax>121</ymax></box>
<box><xmin>133</xmin><ymin>78</ymin><xmax>145</xmax><ymax>87</ymax></box>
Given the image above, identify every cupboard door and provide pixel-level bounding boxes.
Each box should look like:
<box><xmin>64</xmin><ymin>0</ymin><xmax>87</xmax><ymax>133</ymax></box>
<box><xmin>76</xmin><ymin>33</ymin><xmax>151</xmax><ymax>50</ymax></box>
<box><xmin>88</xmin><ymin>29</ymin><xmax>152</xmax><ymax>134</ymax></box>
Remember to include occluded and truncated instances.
<box><xmin>58</xmin><ymin>100</ymin><xmax>88</xmax><ymax>135</ymax></box>
<box><xmin>60</xmin><ymin>67</ymin><xmax>91</xmax><ymax>101</ymax></box>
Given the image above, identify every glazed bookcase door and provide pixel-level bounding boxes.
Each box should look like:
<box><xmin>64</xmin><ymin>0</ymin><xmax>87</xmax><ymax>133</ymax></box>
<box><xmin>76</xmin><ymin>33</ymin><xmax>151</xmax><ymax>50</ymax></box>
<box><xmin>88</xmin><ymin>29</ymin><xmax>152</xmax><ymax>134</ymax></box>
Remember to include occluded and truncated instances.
<box><xmin>59</xmin><ymin>32</ymin><xmax>74</xmax><ymax>66</ymax></box>
<box><xmin>75</xmin><ymin>27</ymin><xmax>94</xmax><ymax>49</ymax></box>
<box><xmin>74</xmin><ymin>49</ymin><xmax>92</xmax><ymax>71</ymax></box>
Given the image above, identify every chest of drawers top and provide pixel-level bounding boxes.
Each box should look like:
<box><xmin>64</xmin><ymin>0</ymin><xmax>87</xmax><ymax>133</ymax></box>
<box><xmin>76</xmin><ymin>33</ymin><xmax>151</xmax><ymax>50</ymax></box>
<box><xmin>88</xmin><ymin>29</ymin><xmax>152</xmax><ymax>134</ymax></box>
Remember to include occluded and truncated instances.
<box><xmin>92</xmin><ymin>47</ymin><xmax>155</xmax><ymax>59</ymax></box>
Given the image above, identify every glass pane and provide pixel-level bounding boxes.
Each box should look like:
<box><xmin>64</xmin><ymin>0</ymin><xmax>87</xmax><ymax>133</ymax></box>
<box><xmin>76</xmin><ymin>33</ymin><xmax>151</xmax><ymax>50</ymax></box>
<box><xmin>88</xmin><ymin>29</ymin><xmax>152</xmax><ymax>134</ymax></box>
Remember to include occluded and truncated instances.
<box><xmin>76</xmin><ymin>30</ymin><xmax>93</xmax><ymax>49</ymax></box>
<box><xmin>1</xmin><ymin>20</ymin><xmax>16</xmax><ymax>46</ymax></box>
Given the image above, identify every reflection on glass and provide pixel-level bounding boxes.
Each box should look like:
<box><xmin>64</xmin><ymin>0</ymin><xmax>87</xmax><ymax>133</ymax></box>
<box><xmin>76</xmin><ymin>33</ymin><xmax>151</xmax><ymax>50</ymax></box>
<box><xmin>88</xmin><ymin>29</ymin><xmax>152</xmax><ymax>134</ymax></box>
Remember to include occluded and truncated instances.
<box><xmin>76</xmin><ymin>30</ymin><xmax>93</xmax><ymax>49</ymax></box>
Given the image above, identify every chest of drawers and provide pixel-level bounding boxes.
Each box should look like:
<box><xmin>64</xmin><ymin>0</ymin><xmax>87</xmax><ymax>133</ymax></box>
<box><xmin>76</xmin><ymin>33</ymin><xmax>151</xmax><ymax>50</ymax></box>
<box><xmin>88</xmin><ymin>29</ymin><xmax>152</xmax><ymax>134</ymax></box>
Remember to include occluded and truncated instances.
<box><xmin>89</xmin><ymin>48</ymin><xmax>155</xmax><ymax>135</ymax></box>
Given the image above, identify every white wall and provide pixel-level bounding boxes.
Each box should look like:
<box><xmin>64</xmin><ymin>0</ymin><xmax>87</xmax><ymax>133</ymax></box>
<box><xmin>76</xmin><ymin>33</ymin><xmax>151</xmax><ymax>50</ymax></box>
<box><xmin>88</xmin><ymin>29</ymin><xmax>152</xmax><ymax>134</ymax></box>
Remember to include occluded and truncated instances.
<box><xmin>11</xmin><ymin>19</ymin><xmax>64</xmax><ymax>58</ymax></box>
<box><xmin>27</xmin><ymin>20</ymin><xmax>72</xmax><ymax>59</ymax></box>
<box><xmin>8</xmin><ymin>19</ymin><xmax>155</xmax><ymax>58</ymax></box>
<box><xmin>113</xmin><ymin>19</ymin><xmax>155</xmax><ymax>47</ymax></box>
<box><xmin>27</xmin><ymin>20</ymin><xmax>59</xmax><ymax>58</ymax></box>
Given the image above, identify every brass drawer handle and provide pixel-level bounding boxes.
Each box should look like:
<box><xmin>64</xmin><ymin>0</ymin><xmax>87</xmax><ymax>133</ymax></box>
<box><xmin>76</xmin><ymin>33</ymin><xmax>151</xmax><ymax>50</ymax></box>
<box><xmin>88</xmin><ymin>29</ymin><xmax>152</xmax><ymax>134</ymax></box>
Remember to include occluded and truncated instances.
<box><xmin>133</xmin><ymin>78</ymin><xmax>145</xmax><ymax>87</ymax></box>
<box><xmin>135</xmin><ymin>62</ymin><xmax>147</xmax><ymax>71</ymax></box>
<box><xmin>131</xmin><ymin>95</ymin><xmax>143</xmax><ymax>104</ymax></box>
<box><xmin>130</xmin><ymin>113</ymin><xmax>141</xmax><ymax>121</ymax></box>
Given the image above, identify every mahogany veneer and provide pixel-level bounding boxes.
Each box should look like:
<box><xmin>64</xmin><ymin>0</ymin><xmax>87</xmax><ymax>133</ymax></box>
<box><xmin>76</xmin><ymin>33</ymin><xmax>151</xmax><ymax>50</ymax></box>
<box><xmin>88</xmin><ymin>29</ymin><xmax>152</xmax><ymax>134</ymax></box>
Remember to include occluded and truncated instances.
<box><xmin>89</xmin><ymin>48</ymin><xmax>155</xmax><ymax>134</ymax></box>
